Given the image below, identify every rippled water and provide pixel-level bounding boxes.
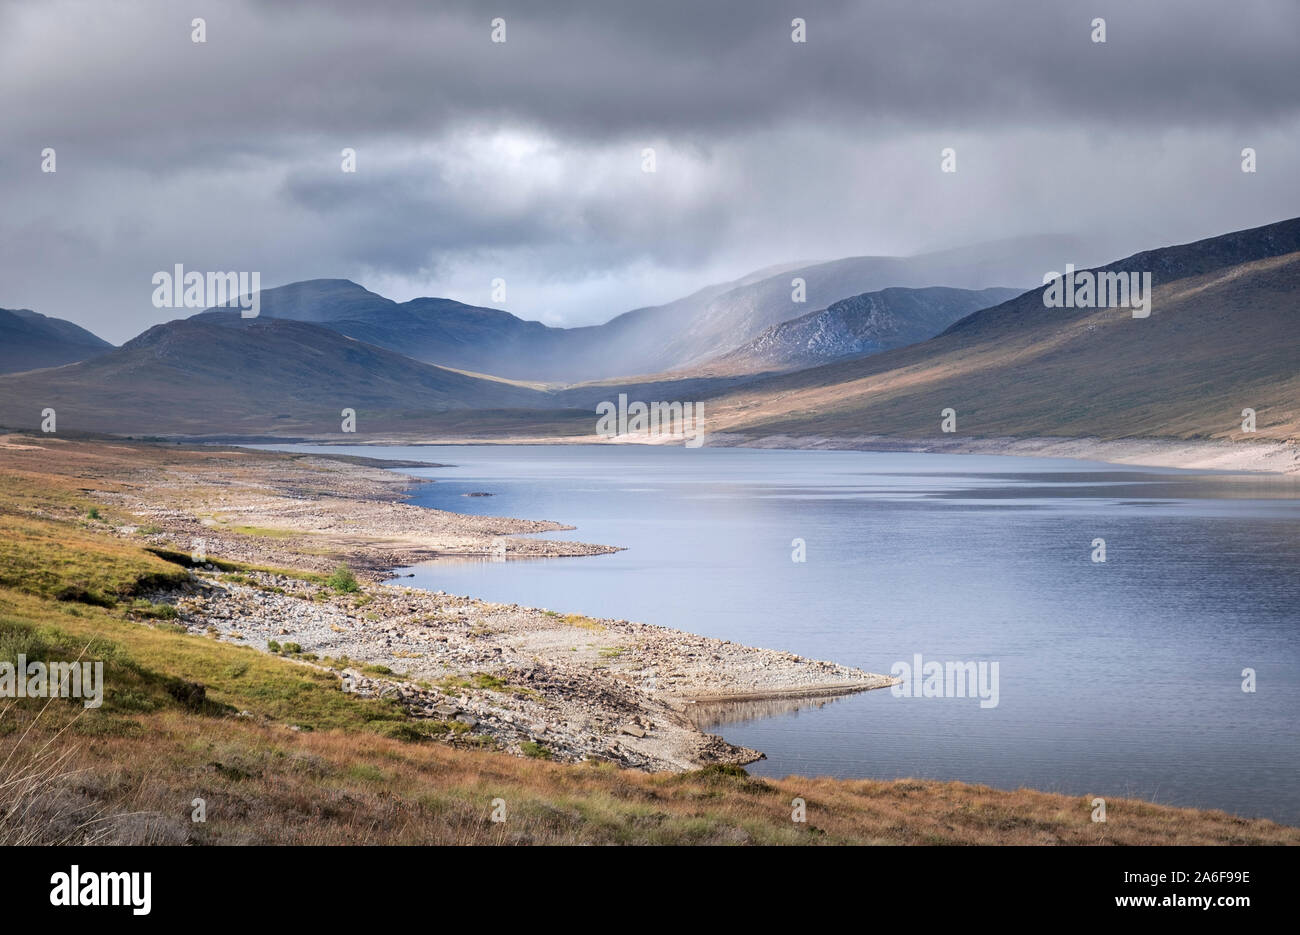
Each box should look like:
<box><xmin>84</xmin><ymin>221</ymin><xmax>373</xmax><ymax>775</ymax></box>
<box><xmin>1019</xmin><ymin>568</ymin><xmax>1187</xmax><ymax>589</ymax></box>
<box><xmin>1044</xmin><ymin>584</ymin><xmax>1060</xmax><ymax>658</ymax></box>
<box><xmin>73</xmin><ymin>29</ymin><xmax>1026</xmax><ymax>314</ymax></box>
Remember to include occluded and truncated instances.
<box><xmin>267</xmin><ymin>444</ymin><xmax>1300</xmax><ymax>824</ymax></box>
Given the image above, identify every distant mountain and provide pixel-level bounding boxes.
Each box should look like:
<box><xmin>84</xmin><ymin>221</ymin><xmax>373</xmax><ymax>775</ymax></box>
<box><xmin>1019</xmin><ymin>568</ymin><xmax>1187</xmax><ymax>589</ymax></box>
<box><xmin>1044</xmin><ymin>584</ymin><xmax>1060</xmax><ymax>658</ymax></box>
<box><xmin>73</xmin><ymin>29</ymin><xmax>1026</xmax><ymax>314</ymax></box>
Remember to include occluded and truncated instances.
<box><xmin>5</xmin><ymin>219</ymin><xmax>1295</xmax><ymax>443</ymax></box>
<box><xmin>0</xmin><ymin>313</ymin><xmax>552</xmax><ymax>436</ymax></box>
<box><xmin>192</xmin><ymin>279</ymin><xmax>586</xmax><ymax>382</ymax></box>
<box><xmin>594</xmin><ymin>234</ymin><xmax>1099</xmax><ymax>376</ymax></box>
<box><xmin>211</xmin><ymin>277</ymin><xmax>399</xmax><ymax>323</ymax></box>
<box><xmin>698</xmin><ymin>216</ymin><xmax>1300</xmax><ymax>444</ymax></box>
<box><xmin>195</xmin><ymin>236</ymin><xmax>1090</xmax><ymax>382</ymax></box>
<box><xmin>702</xmin><ymin>286</ymin><xmax>1020</xmax><ymax>374</ymax></box>
<box><xmin>0</xmin><ymin>307</ymin><xmax>112</xmax><ymax>374</ymax></box>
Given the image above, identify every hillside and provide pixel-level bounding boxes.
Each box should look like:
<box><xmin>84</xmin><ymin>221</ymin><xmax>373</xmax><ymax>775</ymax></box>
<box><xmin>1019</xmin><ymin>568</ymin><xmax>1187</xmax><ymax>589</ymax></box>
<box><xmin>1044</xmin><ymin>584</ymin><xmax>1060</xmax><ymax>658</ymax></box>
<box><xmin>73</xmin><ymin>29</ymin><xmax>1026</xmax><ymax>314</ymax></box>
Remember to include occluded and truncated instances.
<box><xmin>0</xmin><ymin>314</ymin><xmax>553</xmax><ymax>435</ymax></box>
<box><xmin>0</xmin><ymin>307</ymin><xmax>113</xmax><ymax>374</ymax></box>
<box><xmin>698</xmin><ymin>217</ymin><xmax>1300</xmax><ymax>446</ymax></box>
<box><xmin>702</xmin><ymin>286</ymin><xmax>1020</xmax><ymax>374</ymax></box>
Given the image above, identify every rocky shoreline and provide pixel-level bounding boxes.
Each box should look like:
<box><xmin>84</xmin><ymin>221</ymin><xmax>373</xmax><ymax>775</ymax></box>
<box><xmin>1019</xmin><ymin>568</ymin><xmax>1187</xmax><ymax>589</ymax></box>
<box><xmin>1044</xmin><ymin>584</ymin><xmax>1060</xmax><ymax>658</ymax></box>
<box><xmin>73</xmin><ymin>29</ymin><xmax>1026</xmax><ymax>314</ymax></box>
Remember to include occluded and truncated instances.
<box><xmin>142</xmin><ymin>566</ymin><xmax>893</xmax><ymax>770</ymax></box>
<box><xmin>84</xmin><ymin>441</ymin><xmax>896</xmax><ymax>770</ymax></box>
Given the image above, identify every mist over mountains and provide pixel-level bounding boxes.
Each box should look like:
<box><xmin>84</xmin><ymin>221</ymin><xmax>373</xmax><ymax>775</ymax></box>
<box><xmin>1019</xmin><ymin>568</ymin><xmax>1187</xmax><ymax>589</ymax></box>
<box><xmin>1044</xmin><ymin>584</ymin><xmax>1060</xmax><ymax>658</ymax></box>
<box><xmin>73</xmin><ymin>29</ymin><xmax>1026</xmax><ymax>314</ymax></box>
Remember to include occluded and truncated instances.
<box><xmin>703</xmin><ymin>216</ymin><xmax>1300</xmax><ymax>444</ymax></box>
<box><xmin>0</xmin><ymin>218</ymin><xmax>1296</xmax><ymax>445</ymax></box>
<box><xmin>183</xmin><ymin>235</ymin><xmax>1085</xmax><ymax>383</ymax></box>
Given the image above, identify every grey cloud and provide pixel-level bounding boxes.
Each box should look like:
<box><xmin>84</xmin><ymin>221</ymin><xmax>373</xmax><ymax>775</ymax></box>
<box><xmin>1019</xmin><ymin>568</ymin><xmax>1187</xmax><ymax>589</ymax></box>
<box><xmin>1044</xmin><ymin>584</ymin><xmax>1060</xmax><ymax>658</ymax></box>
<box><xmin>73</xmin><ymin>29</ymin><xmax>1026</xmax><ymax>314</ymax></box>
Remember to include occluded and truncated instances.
<box><xmin>4</xmin><ymin>0</ymin><xmax>1297</xmax><ymax>165</ymax></box>
<box><xmin>0</xmin><ymin>0</ymin><xmax>1296</xmax><ymax>344</ymax></box>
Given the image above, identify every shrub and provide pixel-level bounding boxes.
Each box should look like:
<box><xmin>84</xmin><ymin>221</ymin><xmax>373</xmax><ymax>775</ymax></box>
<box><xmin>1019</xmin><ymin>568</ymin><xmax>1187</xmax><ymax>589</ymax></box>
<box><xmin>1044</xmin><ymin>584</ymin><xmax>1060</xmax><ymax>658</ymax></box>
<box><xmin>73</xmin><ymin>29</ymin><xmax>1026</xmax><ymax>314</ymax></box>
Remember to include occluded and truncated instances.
<box><xmin>327</xmin><ymin>565</ymin><xmax>359</xmax><ymax>593</ymax></box>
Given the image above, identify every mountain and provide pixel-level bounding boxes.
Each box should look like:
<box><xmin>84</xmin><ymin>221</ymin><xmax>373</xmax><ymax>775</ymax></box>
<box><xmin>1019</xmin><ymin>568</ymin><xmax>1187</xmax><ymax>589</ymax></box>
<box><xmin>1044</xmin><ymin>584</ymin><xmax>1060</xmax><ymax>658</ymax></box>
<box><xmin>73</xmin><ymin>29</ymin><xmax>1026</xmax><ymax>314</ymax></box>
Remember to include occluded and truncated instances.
<box><xmin>217</xmin><ymin>278</ymin><xmax>399</xmax><ymax>323</ymax></box>
<box><xmin>593</xmin><ymin>234</ymin><xmax>1099</xmax><ymax>376</ymax></box>
<box><xmin>4</xmin><ymin>219</ymin><xmax>1294</xmax><ymax>442</ymax></box>
<box><xmin>0</xmin><ymin>313</ymin><xmax>553</xmax><ymax>436</ymax></box>
<box><xmin>192</xmin><ymin>279</ymin><xmax>589</xmax><ymax>383</ymax></box>
<box><xmin>698</xmin><ymin>217</ymin><xmax>1300</xmax><ymax>444</ymax></box>
<box><xmin>0</xmin><ymin>307</ymin><xmax>113</xmax><ymax>374</ymax></box>
<box><xmin>199</xmin><ymin>236</ymin><xmax>1089</xmax><ymax>382</ymax></box>
<box><xmin>701</xmin><ymin>286</ymin><xmax>1020</xmax><ymax>374</ymax></box>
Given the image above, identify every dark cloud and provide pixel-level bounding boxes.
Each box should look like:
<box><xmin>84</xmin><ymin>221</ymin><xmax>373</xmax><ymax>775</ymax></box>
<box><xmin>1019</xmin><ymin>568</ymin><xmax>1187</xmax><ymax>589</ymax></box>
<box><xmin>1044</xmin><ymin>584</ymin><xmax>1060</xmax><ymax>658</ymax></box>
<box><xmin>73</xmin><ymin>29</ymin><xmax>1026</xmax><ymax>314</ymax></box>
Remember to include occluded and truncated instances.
<box><xmin>0</xmin><ymin>0</ymin><xmax>1296</xmax><ymax>342</ymax></box>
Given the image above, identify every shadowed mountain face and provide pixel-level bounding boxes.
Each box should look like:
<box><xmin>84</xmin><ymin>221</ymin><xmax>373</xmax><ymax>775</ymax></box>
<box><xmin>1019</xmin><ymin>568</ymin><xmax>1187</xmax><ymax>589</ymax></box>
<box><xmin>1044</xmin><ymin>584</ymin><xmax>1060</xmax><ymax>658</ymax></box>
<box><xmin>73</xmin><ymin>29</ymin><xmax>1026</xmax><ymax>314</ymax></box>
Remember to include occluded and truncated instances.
<box><xmin>193</xmin><ymin>280</ymin><xmax>589</xmax><ymax>383</ymax></box>
<box><xmin>0</xmin><ymin>314</ymin><xmax>553</xmax><ymax>436</ymax></box>
<box><xmin>702</xmin><ymin>286</ymin><xmax>1021</xmax><ymax>374</ymax></box>
<box><xmin>0</xmin><ymin>308</ymin><xmax>112</xmax><ymax>374</ymax></box>
<box><xmin>699</xmin><ymin>216</ymin><xmax>1300</xmax><ymax>443</ymax></box>
<box><xmin>200</xmin><ymin>235</ymin><xmax>1088</xmax><ymax>383</ymax></box>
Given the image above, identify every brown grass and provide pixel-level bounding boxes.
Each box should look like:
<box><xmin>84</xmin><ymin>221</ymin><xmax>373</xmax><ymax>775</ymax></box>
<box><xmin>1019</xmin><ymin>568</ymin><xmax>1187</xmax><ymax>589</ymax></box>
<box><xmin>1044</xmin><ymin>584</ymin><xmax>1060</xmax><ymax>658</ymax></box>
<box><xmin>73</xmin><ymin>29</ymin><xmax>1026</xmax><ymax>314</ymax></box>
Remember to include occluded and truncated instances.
<box><xmin>4</xmin><ymin>708</ymin><xmax>1296</xmax><ymax>846</ymax></box>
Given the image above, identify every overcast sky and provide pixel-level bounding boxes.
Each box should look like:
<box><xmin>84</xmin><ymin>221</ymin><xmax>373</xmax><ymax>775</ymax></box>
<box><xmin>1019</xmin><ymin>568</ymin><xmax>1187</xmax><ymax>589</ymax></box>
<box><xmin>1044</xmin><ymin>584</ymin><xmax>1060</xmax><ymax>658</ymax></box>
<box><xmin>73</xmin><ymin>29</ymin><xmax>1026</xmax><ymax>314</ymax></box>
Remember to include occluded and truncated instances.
<box><xmin>2</xmin><ymin>0</ymin><xmax>1297</xmax><ymax>343</ymax></box>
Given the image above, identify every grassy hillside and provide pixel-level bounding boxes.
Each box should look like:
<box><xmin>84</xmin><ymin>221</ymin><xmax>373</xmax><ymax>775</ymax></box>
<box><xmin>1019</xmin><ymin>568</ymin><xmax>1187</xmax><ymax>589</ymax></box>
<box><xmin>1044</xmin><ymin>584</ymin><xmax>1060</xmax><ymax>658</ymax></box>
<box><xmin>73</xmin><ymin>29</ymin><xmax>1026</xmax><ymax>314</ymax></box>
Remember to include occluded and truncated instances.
<box><xmin>703</xmin><ymin>226</ymin><xmax>1300</xmax><ymax>444</ymax></box>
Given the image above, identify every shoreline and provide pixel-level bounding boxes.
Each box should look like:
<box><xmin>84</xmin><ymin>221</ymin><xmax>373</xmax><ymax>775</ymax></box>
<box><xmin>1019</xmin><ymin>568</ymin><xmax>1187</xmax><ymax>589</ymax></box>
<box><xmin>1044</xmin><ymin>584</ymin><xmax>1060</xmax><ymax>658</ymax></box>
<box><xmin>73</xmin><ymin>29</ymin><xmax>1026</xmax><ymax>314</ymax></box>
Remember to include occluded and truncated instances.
<box><xmin>710</xmin><ymin>433</ymin><xmax>1300</xmax><ymax>474</ymax></box>
<box><xmin>4</xmin><ymin>435</ymin><xmax>896</xmax><ymax>771</ymax></box>
<box><xmin>236</xmin><ymin>432</ymin><xmax>1300</xmax><ymax>475</ymax></box>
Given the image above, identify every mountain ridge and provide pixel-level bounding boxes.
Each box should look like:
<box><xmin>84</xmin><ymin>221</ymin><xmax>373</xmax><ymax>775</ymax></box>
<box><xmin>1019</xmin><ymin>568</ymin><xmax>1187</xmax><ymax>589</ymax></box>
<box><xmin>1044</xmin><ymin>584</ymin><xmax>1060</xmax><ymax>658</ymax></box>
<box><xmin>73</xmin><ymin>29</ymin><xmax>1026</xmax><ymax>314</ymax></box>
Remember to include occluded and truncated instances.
<box><xmin>183</xmin><ymin>234</ymin><xmax>1090</xmax><ymax>382</ymax></box>
<box><xmin>0</xmin><ymin>314</ymin><xmax>555</xmax><ymax>435</ymax></box>
<box><xmin>697</xmin><ymin>216</ymin><xmax>1300</xmax><ymax>445</ymax></box>
<box><xmin>0</xmin><ymin>307</ymin><xmax>113</xmax><ymax>374</ymax></box>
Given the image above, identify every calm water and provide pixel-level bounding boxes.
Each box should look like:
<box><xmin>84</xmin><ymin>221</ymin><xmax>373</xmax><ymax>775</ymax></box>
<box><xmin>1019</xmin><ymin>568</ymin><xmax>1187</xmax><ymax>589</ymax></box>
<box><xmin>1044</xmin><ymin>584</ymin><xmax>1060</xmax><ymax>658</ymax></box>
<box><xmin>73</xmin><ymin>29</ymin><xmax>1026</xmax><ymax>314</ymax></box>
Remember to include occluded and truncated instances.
<box><xmin>266</xmin><ymin>444</ymin><xmax>1300</xmax><ymax>823</ymax></box>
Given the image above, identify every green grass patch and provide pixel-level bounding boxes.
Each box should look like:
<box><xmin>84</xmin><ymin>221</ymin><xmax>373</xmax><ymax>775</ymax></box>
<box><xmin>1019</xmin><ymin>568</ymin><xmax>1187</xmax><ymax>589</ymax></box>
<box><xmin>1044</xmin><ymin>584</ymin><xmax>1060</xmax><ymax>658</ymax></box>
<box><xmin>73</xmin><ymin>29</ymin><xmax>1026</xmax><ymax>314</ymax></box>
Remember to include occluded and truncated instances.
<box><xmin>431</xmin><ymin>671</ymin><xmax>513</xmax><ymax>694</ymax></box>
<box><xmin>377</xmin><ymin>719</ymin><xmax>470</xmax><ymax>742</ymax></box>
<box><xmin>129</xmin><ymin>599</ymin><xmax>179</xmax><ymax>620</ymax></box>
<box><xmin>0</xmin><ymin>515</ymin><xmax>191</xmax><ymax>606</ymax></box>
